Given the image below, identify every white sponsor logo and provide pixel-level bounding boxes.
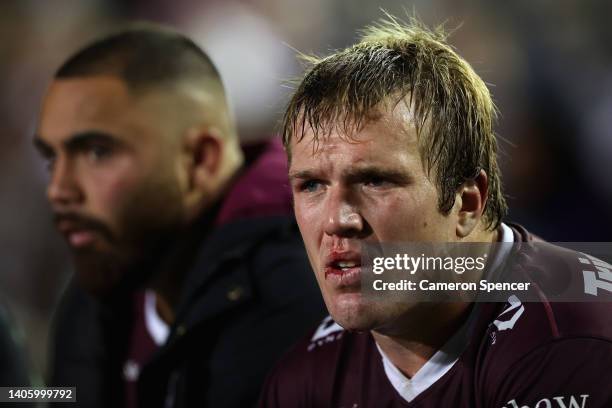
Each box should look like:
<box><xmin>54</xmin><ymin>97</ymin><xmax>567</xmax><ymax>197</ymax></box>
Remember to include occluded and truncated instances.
<box><xmin>308</xmin><ymin>316</ymin><xmax>344</xmax><ymax>351</ymax></box>
<box><xmin>493</xmin><ymin>295</ymin><xmax>524</xmax><ymax>332</ymax></box>
<box><xmin>503</xmin><ymin>394</ymin><xmax>589</xmax><ymax>408</ymax></box>
<box><xmin>580</xmin><ymin>253</ymin><xmax>612</xmax><ymax>296</ymax></box>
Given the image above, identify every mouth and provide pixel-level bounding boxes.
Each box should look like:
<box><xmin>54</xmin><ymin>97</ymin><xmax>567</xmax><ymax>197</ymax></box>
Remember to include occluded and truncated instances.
<box><xmin>66</xmin><ymin>230</ymin><xmax>97</xmax><ymax>248</ymax></box>
<box><xmin>56</xmin><ymin>220</ymin><xmax>98</xmax><ymax>249</ymax></box>
<box><xmin>324</xmin><ymin>253</ymin><xmax>362</xmax><ymax>288</ymax></box>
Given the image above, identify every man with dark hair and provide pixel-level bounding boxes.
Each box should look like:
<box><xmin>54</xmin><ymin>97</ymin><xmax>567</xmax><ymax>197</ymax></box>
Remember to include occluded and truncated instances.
<box><xmin>260</xmin><ymin>16</ymin><xmax>612</xmax><ymax>407</ymax></box>
<box><xmin>35</xmin><ymin>23</ymin><xmax>324</xmax><ymax>407</ymax></box>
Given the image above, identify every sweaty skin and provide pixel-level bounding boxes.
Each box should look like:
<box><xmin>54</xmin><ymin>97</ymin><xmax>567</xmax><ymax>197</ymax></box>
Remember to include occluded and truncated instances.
<box><xmin>289</xmin><ymin>102</ymin><xmax>497</xmax><ymax>376</ymax></box>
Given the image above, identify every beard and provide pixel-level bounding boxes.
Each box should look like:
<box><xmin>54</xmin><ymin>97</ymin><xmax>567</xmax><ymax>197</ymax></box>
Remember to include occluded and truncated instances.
<box><xmin>72</xmin><ymin>245</ymin><xmax>131</xmax><ymax>297</ymax></box>
<box><xmin>59</xmin><ymin>175</ymin><xmax>186</xmax><ymax>298</ymax></box>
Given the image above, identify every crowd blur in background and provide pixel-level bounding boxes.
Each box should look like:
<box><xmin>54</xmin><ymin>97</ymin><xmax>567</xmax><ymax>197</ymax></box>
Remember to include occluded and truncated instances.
<box><xmin>1</xmin><ymin>0</ymin><xmax>611</xmax><ymax>384</ymax></box>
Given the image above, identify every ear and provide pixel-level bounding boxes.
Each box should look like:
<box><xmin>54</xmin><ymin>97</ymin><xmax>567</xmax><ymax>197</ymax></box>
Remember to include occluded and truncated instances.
<box><xmin>182</xmin><ymin>127</ymin><xmax>224</xmax><ymax>217</ymax></box>
<box><xmin>455</xmin><ymin>169</ymin><xmax>489</xmax><ymax>238</ymax></box>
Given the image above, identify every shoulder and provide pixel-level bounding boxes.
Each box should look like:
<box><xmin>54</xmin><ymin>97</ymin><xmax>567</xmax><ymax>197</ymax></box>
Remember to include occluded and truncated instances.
<box><xmin>514</xmin><ymin>236</ymin><xmax>612</xmax><ymax>340</ymax></box>
<box><xmin>500</xmin><ymin>225</ymin><xmax>612</xmax><ymax>341</ymax></box>
<box><xmin>475</xmin><ymin>227</ymin><xmax>612</xmax><ymax>406</ymax></box>
<box><xmin>508</xmin><ymin>223</ymin><xmax>612</xmax><ymax>300</ymax></box>
<box><xmin>246</xmin><ymin>216</ymin><xmax>308</xmax><ymax>267</ymax></box>
<box><xmin>480</xmin><ymin>298</ymin><xmax>612</xmax><ymax>407</ymax></box>
<box><xmin>481</xmin><ymin>295</ymin><xmax>612</xmax><ymax>373</ymax></box>
<box><xmin>203</xmin><ymin>215</ymin><xmax>311</xmax><ymax>284</ymax></box>
<box><xmin>213</xmin><ymin>214</ymin><xmax>305</xmax><ymax>268</ymax></box>
<box><xmin>267</xmin><ymin>315</ymin><xmax>349</xmax><ymax>375</ymax></box>
<box><xmin>259</xmin><ymin>316</ymin><xmax>373</xmax><ymax>407</ymax></box>
<box><xmin>481</xmin><ymin>233</ymin><xmax>612</xmax><ymax>369</ymax></box>
<box><xmin>239</xmin><ymin>217</ymin><xmax>325</xmax><ymax>308</ymax></box>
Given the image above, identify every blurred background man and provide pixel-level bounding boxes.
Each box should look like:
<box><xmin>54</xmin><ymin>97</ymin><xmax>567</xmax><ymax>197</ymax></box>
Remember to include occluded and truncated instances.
<box><xmin>34</xmin><ymin>24</ymin><xmax>324</xmax><ymax>407</ymax></box>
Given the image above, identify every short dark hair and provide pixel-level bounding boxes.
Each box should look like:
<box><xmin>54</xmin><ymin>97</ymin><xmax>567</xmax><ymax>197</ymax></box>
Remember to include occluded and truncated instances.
<box><xmin>55</xmin><ymin>22</ymin><xmax>221</xmax><ymax>92</ymax></box>
<box><xmin>283</xmin><ymin>15</ymin><xmax>507</xmax><ymax>230</ymax></box>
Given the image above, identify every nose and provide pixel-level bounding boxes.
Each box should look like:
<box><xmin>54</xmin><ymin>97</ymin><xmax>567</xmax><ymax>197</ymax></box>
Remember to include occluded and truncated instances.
<box><xmin>47</xmin><ymin>157</ymin><xmax>82</xmax><ymax>207</ymax></box>
<box><xmin>323</xmin><ymin>187</ymin><xmax>364</xmax><ymax>238</ymax></box>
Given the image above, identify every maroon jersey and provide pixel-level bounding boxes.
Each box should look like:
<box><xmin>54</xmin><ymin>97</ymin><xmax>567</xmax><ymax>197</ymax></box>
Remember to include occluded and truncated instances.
<box><xmin>123</xmin><ymin>290</ymin><xmax>168</xmax><ymax>408</ymax></box>
<box><xmin>260</xmin><ymin>225</ymin><xmax>612</xmax><ymax>407</ymax></box>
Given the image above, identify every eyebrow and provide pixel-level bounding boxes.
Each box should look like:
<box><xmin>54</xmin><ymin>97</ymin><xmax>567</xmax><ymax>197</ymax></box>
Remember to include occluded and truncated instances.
<box><xmin>289</xmin><ymin>166</ymin><xmax>412</xmax><ymax>184</ymax></box>
<box><xmin>33</xmin><ymin>137</ymin><xmax>54</xmax><ymax>158</ymax></box>
<box><xmin>288</xmin><ymin>170</ymin><xmax>316</xmax><ymax>181</ymax></box>
<box><xmin>344</xmin><ymin>166</ymin><xmax>412</xmax><ymax>184</ymax></box>
<box><xmin>33</xmin><ymin>131</ymin><xmax>119</xmax><ymax>156</ymax></box>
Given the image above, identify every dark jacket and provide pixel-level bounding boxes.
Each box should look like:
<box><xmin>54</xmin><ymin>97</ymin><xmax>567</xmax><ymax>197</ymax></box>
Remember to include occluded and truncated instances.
<box><xmin>0</xmin><ymin>304</ymin><xmax>35</xmax><ymax>408</ymax></box>
<box><xmin>48</xmin><ymin>139</ymin><xmax>326</xmax><ymax>407</ymax></box>
<box><xmin>0</xmin><ymin>303</ymin><xmax>32</xmax><ymax>387</ymax></box>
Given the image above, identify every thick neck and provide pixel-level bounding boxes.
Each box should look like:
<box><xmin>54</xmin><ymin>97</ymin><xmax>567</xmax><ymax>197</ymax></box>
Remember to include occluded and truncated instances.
<box><xmin>372</xmin><ymin>225</ymin><xmax>501</xmax><ymax>377</ymax></box>
<box><xmin>372</xmin><ymin>301</ymin><xmax>473</xmax><ymax>378</ymax></box>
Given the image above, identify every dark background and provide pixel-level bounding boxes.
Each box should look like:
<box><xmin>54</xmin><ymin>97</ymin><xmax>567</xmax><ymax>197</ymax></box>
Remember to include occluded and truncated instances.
<box><xmin>1</xmin><ymin>0</ymin><xmax>610</xmax><ymax>381</ymax></box>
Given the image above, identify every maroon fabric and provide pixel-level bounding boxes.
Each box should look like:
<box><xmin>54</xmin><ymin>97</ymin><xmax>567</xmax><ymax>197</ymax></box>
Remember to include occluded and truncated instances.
<box><xmin>123</xmin><ymin>291</ymin><xmax>158</xmax><ymax>408</ymax></box>
<box><xmin>215</xmin><ymin>138</ymin><xmax>292</xmax><ymax>226</ymax></box>
<box><xmin>260</xmin><ymin>226</ymin><xmax>612</xmax><ymax>407</ymax></box>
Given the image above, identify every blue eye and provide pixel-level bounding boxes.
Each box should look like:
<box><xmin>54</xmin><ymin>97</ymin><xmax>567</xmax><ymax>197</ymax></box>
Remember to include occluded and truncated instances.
<box><xmin>301</xmin><ymin>180</ymin><xmax>322</xmax><ymax>192</ymax></box>
<box><xmin>362</xmin><ymin>175</ymin><xmax>400</xmax><ymax>191</ymax></box>
<box><xmin>364</xmin><ymin>176</ymin><xmax>393</xmax><ymax>188</ymax></box>
<box><xmin>365</xmin><ymin>177</ymin><xmax>385</xmax><ymax>187</ymax></box>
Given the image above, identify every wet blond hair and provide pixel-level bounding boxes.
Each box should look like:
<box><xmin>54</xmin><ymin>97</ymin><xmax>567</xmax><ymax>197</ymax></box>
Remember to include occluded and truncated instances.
<box><xmin>283</xmin><ymin>15</ymin><xmax>507</xmax><ymax>230</ymax></box>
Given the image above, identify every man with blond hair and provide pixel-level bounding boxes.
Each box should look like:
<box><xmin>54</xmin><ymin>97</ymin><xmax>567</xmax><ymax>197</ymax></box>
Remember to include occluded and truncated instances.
<box><xmin>260</xmin><ymin>16</ymin><xmax>612</xmax><ymax>407</ymax></box>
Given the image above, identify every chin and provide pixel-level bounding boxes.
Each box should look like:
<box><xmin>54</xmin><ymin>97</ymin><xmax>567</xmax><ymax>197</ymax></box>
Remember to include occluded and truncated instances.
<box><xmin>328</xmin><ymin>294</ymin><xmax>381</xmax><ymax>332</ymax></box>
<box><xmin>72</xmin><ymin>247</ymin><xmax>133</xmax><ymax>297</ymax></box>
<box><xmin>332</xmin><ymin>312</ymin><xmax>381</xmax><ymax>332</ymax></box>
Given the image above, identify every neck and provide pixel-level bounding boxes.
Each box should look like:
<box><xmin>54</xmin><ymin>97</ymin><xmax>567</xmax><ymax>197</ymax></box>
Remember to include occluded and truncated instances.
<box><xmin>372</xmin><ymin>225</ymin><xmax>501</xmax><ymax>377</ymax></box>
<box><xmin>465</xmin><ymin>224</ymin><xmax>499</xmax><ymax>243</ymax></box>
<box><xmin>372</xmin><ymin>301</ymin><xmax>473</xmax><ymax>378</ymax></box>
